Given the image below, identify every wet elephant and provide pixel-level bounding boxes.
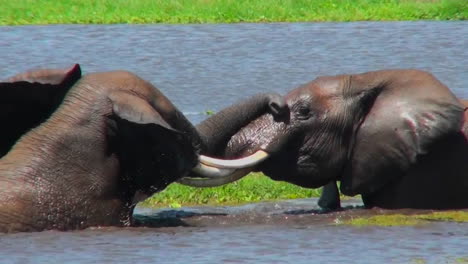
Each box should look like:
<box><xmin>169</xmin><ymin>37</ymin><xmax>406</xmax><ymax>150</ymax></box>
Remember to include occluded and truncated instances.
<box><xmin>0</xmin><ymin>64</ymin><xmax>284</xmax><ymax>232</ymax></box>
<box><xmin>318</xmin><ymin>97</ymin><xmax>468</xmax><ymax>210</ymax></box>
<box><xmin>183</xmin><ymin>69</ymin><xmax>468</xmax><ymax>210</ymax></box>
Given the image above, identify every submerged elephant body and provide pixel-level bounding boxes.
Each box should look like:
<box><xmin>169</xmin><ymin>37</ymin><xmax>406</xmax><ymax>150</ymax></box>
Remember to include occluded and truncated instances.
<box><xmin>0</xmin><ymin>65</ymin><xmax>201</xmax><ymax>232</ymax></box>
<box><xmin>3</xmin><ymin>65</ymin><xmax>464</xmax><ymax>232</ymax></box>
<box><xmin>190</xmin><ymin>69</ymin><xmax>468</xmax><ymax>210</ymax></box>
<box><xmin>0</xmin><ymin>65</ymin><xmax>284</xmax><ymax>233</ymax></box>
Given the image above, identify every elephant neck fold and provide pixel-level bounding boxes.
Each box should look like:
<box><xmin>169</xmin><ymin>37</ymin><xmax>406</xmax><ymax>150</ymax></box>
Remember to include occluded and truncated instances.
<box><xmin>462</xmin><ymin>107</ymin><xmax>468</xmax><ymax>138</ymax></box>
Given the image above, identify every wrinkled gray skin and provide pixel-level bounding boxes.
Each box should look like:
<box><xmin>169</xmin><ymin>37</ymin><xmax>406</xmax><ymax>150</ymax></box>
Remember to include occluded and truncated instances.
<box><xmin>0</xmin><ymin>64</ymin><xmax>199</xmax><ymax>232</ymax></box>
<box><xmin>0</xmin><ymin>64</ymin><xmax>285</xmax><ymax>233</ymax></box>
<box><xmin>321</xmin><ymin>95</ymin><xmax>468</xmax><ymax>210</ymax></box>
<box><xmin>212</xmin><ymin>69</ymin><xmax>468</xmax><ymax>210</ymax></box>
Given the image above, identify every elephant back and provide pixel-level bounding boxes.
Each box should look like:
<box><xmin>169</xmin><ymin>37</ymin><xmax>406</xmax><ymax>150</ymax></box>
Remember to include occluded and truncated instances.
<box><xmin>0</xmin><ymin>64</ymin><xmax>81</xmax><ymax>157</ymax></box>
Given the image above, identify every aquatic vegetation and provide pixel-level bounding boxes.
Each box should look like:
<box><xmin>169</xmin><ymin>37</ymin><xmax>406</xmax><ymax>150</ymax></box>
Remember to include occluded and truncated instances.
<box><xmin>454</xmin><ymin>257</ymin><xmax>468</xmax><ymax>263</ymax></box>
<box><xmin>344</xmin><ymin>211</ymin><xmax>468</xmax><ymax>226</ymax></box>
<box><xmin>346</xmin><ymin>214</ymin><xmax>424</xmax><ymax>226</ymax></box>
<box><xmin>418</xmin><ymin>211</ymin><xmax>468</xmax><ymax>222</ymax></box>
<box><xmin>0</xmin><ymin>0</ymin><xmax>466</xmax><ymax>25</ymax></box>
<box><xmin>410</xmin><ymin>258</ymin><xmax>427</xmax><ymax>264</ymax></box>
<box><xmin>410</xmin><ymin>257</ymin><xmax>468</xmax><ymax>263</ymax></box>
<box><xmin>204</xmin><ymin>110</ymin><xmax>215</xmax><ymax>116</ymax></box>
<box><xmin>141</xmin><ymin>172</ymin><xmax>323</xmax><ymax>207</ymax></box>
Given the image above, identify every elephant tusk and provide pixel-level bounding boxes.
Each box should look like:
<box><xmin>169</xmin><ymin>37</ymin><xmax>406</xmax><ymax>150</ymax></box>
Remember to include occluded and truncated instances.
<box><xmin>177</xmin><ymin>168</ymin><xmax>252</xmax><ymax>187</ymax></box>
<box><xmin>188</xmin><ymin>150</ymin><xmax>269</xmax><ymax>179</ymax></box>
<box><xmin>199</xmin><ymin>150</ymin><xmax>269</xmax><ymax>169</ymax></box>
<box><xmin>191</xmin><ymin>163</ymin><xmax>236</xmax><ymax>178</ymax></box>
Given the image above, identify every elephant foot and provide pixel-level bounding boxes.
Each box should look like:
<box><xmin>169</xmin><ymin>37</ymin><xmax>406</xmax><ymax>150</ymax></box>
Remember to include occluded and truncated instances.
<box><xmin>317</xmin><ymin>181</ymin><xmax>341</xmax><ymax>211</ymax></box>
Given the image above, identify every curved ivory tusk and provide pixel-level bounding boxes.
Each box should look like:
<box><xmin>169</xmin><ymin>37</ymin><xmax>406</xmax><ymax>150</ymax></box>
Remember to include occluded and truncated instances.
<box><xmin>192</xmin><ymin>163</ymin><xmax>236</xmax><ymax>178</ymax></box>
<box><xmin>199</xmin><ymin>150</ymin><xmax>269</xmax><ymax>169</ymax></box>
<box><xmin>177</xmin><ymin>168</ymin><xmax>252</xmax><ymax>188</ymax></box>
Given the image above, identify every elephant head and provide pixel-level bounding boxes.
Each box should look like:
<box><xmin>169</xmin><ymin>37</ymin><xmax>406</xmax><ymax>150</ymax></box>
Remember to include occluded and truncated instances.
<box><xmin>0</xmin><ymin>65</ymin><xmax>279</xmax><ymax>232</ymax></box>
<box><xmin>185</xmin><ymin>69</ymin><xmax>466</xmax><ymax>209</ymax></box>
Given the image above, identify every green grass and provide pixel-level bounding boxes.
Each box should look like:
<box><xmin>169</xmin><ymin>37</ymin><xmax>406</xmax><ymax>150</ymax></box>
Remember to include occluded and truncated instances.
<box><xmin>411</xmin><ymin>257</ymin><xmax>468</xmax><ymax>264</ymax></box>
<box><xmin>0</xmin><ymin>0</ymin><xmax>466</xmax><ymax>25</ymax></box>
<box><xmin>141</xmin><ymin>172</ymin><xmax>322</xmax><ymax>208</ymax></box>
<box><xmin>344</xmin><ymin>211</ymin><xmax>468</xmax><ymax>226</ymax></box>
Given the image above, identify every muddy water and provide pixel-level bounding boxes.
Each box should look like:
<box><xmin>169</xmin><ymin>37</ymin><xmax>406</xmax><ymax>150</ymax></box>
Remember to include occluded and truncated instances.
<box><xmin>1</xmin><ymin>199</ymin><xmax>468</xmax><ymax>263</ymax></box>
<box><xmin>1</xmin><ymin>21</ymin><xmax>467</xmax><ymax>263</ymax></box>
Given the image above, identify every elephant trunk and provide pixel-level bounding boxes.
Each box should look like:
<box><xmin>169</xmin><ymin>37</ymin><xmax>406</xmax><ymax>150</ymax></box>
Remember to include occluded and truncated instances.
<box><xmin>196</xmin><ymin>93</ymin><xmax>286</xmax><ymax>156</ymax></box>
<box><xmin>225</xmin><ymin>113</ymin><xmax>290</xmax><ymax>158</ymax></box>
<box><xmin>149</xmin><ymin>89</ymin><xmax>203</xmax><ymax>152</ymax></box>
<box><xmin>149</xmin><ymin>89</ymin><xmax>289</xmax><ymax>183</ymax></box>
<box><xmin>179</xmin><ymin>93</ymin><xmax>288</xmax><ymax>186</ymax></box>
<box><xmin>180</xmin><ymin>113</ymin><xmax>291</xmax><ymax>187</ymax></box>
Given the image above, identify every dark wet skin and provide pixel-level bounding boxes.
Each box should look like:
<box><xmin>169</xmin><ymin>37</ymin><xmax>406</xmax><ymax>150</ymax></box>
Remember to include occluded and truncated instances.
<box><xmin>0</xmin><ymin>67</ymin><xmax>200</xmax><ymax>233</ymax></box>
<box><xmin>0</xmin><ymin>65</ymin><xmax>289</xmax><ymax>233</ymax></box>
<box><xmin>222</xmin><ymin>70</ymin><xmax>468</xmax><ymax>210</ymax></box>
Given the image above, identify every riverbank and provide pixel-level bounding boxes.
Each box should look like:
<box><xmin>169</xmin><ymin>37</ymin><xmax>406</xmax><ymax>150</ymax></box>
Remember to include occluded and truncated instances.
<box><xmin>1</xmin><ymin>0</ymin><xmax>465</xmax><ymax>25</ymax></box>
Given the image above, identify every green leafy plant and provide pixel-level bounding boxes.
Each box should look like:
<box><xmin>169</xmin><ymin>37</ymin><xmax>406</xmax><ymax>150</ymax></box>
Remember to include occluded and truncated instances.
<box><xmin>141</xmin><ymin>172</ymin><xmax>323</xmax><ymax>207</ymax></box>
<box><xmin>0</xmin><ymin>0</ymin><xmax>465</xmax><ymax>25</ymax></box>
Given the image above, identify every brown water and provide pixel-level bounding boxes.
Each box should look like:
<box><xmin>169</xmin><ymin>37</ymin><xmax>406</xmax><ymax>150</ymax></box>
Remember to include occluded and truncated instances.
<box><xmin>1</xmin><ymin>199</ymin><xmax>467</xmax><ymax>263</ymax></box>
<box><xmin>1</xmin><ymin>22</ymin><xmax>467</xmax><ymax>263</ymax></box>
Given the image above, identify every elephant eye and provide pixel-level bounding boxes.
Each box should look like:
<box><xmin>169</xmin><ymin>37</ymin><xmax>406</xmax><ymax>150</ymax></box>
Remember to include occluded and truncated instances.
<box><xmin>296</xmin><ymin>106</ymin><xmax>312</xmax><ymax>120</ymax></box>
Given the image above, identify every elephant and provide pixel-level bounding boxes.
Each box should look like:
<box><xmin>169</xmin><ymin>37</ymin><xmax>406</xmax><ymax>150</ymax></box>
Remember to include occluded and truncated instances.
<box><xmin>0</xmin><ymin>64</ymin><xmax>286</xmax><ymax>232</ymax></box>
<box><xmin>182</xmin><ymin>69</ymin><xmax>468</xmax><ymax>210</ymax></box>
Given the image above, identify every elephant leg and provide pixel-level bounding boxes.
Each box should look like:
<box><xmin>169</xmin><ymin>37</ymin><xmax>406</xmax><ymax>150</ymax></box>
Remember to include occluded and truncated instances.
<box><xmin>317</xmin><ymin>181</ymin><xmax>341</xmax><ymax>210</ymax></box>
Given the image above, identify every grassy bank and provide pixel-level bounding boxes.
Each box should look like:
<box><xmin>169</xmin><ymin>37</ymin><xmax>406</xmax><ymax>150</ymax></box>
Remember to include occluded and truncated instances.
<box><xmin>141</xmin><ymin>172</ymin><xmax>322</xmax><ymax>208</ymax></box>
<box><xmin>1</xmin><ymin>0</ymin><xmax>466</xmax><ymax>25</ymax></box>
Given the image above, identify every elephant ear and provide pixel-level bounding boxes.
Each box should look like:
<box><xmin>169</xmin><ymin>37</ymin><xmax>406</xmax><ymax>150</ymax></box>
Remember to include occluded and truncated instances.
<box><xmin>107</xmin><ymin>91</ymin><xmax>197</xmax><ymax>194</ymax></box>
<box><xmin>5</xmin><ymin>64</ymin><xmax>81</xmax><ymax>85</ymax></box>
<box><xmin>1</xmin><ymin>64</ymin><xmax>81</xmax><ymax>107</ymax></box>
<box><xmin>108</xmin><ymin>90</ymin><xmax>176</xmax><ymax>131</ymax></box>
<box><xmin>0</xmin><ymin>64</ymin><xmax>81</xmax><ymax>157</ymax></box>
<box><xmin>340</xmin><ymin>70</ymin><xmax>464</xmax><ymax>196</ymax></box>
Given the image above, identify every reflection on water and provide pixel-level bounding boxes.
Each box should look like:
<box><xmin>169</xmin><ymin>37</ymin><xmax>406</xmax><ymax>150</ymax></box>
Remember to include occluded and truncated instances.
<box><xmin>0</xmin><ymin>22</ymin><xmax>467</xmax><ymax>263</ymax></box>
<box><xmin>0</xmin><ymin>22</ymin><xmax>467</xmax><ymax>123</ymax></box>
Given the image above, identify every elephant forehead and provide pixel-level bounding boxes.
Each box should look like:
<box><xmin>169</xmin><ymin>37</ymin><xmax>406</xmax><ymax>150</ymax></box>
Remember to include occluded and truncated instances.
<box><xmin>289</xmin><ymin>76</ymin><xmax>346</xmax><ymax>98</ymax></box>
<box><xmin>312</xmin><ymin>76</ymin><xmax>346</xmax><ymax>94</ymax></box>
<box><xmin>286</xmin><ymin>77</ymin><xmax>345</xmax><ymax>109</ymax></box>
<box><xmin>83</xmin><ymin>71</ymin><xmax>156</xmax><ymax>95</ymax></box>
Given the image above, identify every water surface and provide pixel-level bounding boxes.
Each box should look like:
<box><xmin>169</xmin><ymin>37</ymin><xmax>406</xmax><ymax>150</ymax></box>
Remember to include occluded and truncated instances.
<box><xmin>1</xmin><ymin>21</ymin><xmax>467</xmax><ymax>123</ymax></box>
<box><xmin>1</xmin><ymin>199</ymin><xmax>467</xmax><ymax>264</ymax></box>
